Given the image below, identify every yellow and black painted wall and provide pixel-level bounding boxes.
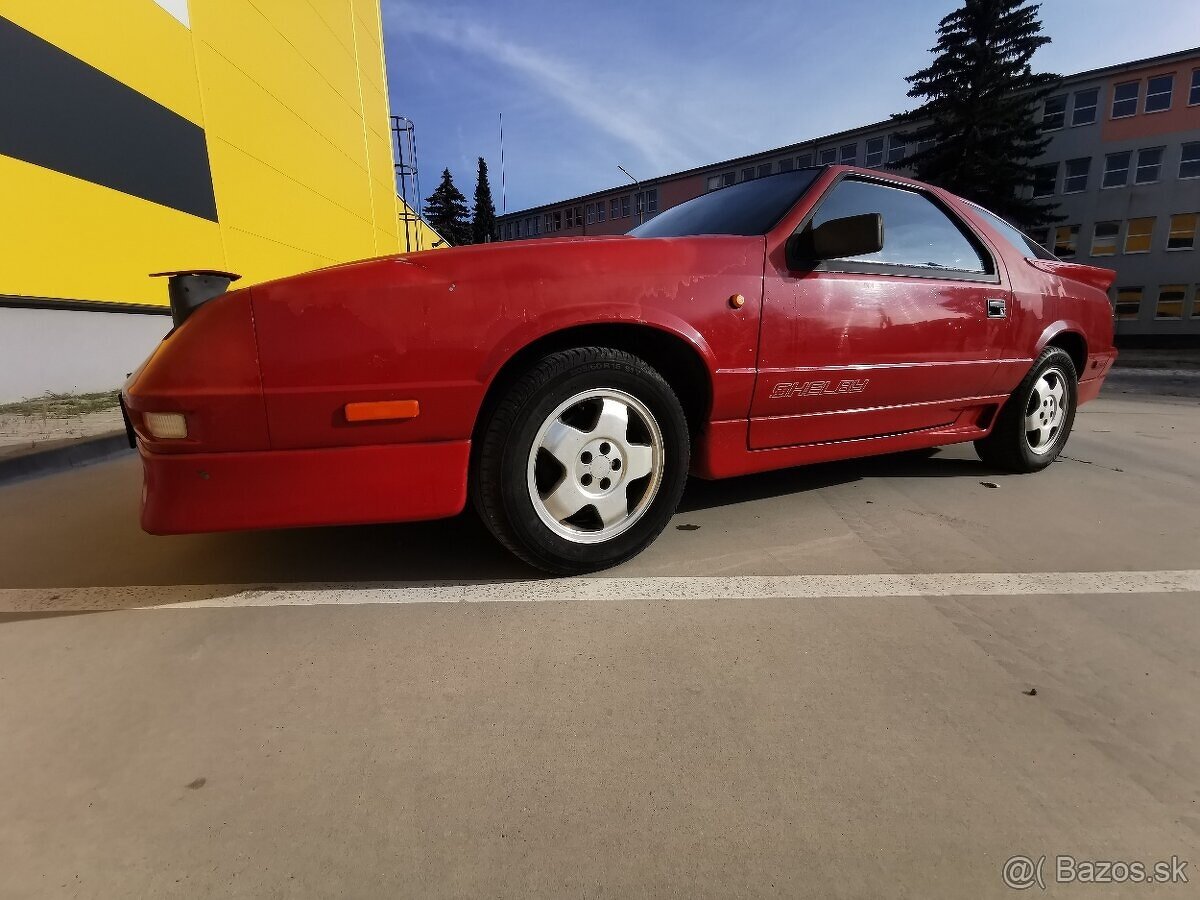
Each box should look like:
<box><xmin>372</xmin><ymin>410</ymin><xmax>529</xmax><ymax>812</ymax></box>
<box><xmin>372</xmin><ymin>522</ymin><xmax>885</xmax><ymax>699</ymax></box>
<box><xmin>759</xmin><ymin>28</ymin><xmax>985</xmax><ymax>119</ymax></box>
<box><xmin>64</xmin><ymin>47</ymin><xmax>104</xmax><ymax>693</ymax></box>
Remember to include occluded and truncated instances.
<box><xmin>0</xmin><ymin>0</ymin><xmax>440</xmax><ymax>400</ymax></box>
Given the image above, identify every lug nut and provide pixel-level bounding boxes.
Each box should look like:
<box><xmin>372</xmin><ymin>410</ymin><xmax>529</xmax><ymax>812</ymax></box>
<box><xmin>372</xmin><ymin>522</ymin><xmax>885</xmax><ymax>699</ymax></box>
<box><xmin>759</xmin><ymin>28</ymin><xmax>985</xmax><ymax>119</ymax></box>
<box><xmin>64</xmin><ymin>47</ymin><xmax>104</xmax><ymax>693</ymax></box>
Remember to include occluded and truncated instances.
<box><xmin>599</xmin><ymin>442</ymin><xmax>610</xmax><ymax>455</ymax></box>
<box><xmin>581</xmin><ymin>451</ymin><xmax>593</xmax><ymax>463</ymax></box>
<box><xmin>581</xmin><ymin>474</ymin><xmax>593</xmax><ymax>486</ymax></box>
<box><xmin>611</xmin><ymin>459</ymin><xmax>621</xmax><ymax>471</ymax></box>
<box><xmin>600</xmin><ymin>478</ymin><xmax>611</xmax><ymax>490</ymax></box>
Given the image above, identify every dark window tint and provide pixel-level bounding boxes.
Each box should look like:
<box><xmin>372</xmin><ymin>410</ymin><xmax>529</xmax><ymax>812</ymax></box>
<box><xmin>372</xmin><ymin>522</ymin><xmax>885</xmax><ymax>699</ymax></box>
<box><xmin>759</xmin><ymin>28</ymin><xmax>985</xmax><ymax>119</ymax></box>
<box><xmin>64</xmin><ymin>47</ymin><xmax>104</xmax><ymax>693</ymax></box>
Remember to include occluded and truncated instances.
<box><xmin>865</xmin><ymin>137</ymin><xmax>884</xmax><ymax>166</ymax></box>
<box><xmin>1135</xmin><ymin>147</ymin><xmax>1164</xmax><ymax>183</ymax></box>
<box><xmin>1145</xmin><ymin>74</ymin><xmax>1173</xmax><ymax>112</ymax></box>
<box><xmin>967</xmin><ymin>202</ymin><xmax>1058</xmax><ymax>260</ymax></box>
<box><xmin>1181</xmin><ymin>142</ymin><xmax>1200</xmax><ymax>179</ymax></box>
<box><xmin>1112</xmin><ymin>81</ymin><xmax>1139</xmax><ymax>118</ymax></box>
<box><xmin>1103</xmin><ymin>151</ymin><xmax>1131</xmax><ymax>187</ymax></box>
<box><xmin>1072</xmin><ymin>88</ymin><xmax>1099</xmax><ymax>125</ymax></box>
<box><xmin>809</xmin><ymin>179</ymin><xmax>988</xmax><ymax>273</ymax></box>
<box><xmin>629</xmin><ymin>169</ymin><xmax>820</xmax><ymax>238</ymax></box>
<box><xmin>1042</xmin><ymin>94</ymin><xmax>1066</xmax><ymax>130</ymax></box>
<box><xmin>1191</xmin><ymin>69</ymin><xmax>1200</xmax><ymax>106</ymax></box>
<box><xmin>1063</xmin><ymin>158</ymin><xmax>1090</xmax><ymax>193</ymax></box>
<box><xmin>1032</xmin><ymin>163</ymin><xmax>1057</xmax><ymax>197</ymax></box>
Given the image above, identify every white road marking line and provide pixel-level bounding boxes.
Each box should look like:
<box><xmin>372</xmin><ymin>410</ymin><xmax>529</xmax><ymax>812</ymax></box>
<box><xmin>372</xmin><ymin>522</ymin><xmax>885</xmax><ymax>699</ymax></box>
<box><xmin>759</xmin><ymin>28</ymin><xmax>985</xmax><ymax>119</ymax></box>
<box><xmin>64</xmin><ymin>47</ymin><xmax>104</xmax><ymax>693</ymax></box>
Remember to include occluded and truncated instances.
<box><xmin>1</xmin><ymin>571</ymin><xmax>1198</xmax><ymax>613</ymax></box>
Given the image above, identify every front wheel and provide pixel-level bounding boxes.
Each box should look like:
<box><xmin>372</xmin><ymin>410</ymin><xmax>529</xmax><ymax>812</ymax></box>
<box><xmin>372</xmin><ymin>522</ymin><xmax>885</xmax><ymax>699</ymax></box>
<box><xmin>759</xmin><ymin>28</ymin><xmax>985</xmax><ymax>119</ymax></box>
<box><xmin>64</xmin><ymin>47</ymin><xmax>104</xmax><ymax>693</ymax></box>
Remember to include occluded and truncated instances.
<box><xmin>473</xmin><ymin>347</ymin><xmax>689</xmax><ymax>574</ymax></box>
<box><xmin>974</xmin><ymin>346</ymin><xmax>1077</xmax><ymax>472</ymax></box>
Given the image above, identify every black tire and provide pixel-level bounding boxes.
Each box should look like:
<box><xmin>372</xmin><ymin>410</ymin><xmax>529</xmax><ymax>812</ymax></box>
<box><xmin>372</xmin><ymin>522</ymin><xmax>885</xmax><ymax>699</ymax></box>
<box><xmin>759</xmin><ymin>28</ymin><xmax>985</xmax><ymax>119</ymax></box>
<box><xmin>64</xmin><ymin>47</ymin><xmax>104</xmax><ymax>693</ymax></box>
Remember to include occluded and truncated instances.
<box><xmin>974</xmin><ymin>346</ymin><xmax>1077</xmax><ymax>473</ymax></box>
<box><xmin>472</xmin><ymin>347</ymin><xmax>690</xmax><ymax>574</ymax></box>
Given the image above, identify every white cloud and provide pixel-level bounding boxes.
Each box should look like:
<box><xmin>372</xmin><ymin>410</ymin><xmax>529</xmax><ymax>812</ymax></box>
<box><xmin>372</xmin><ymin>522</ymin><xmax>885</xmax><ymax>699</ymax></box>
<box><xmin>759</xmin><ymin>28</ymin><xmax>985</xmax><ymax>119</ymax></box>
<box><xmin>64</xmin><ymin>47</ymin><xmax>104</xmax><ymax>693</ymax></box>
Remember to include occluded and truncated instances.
<box><xmin>382</xmin><ymin>3</ymin><xmax>699</xmax><ymax>174</ymax></box>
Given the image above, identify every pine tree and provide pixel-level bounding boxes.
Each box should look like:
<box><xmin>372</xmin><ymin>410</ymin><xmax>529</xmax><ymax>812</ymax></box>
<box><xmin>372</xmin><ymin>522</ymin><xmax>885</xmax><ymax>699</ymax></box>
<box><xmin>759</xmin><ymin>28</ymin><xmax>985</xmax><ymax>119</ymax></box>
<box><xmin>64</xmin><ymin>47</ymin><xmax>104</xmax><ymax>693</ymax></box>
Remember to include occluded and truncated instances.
<box><xmin>423</xmin><ymin>168</ymin><xmax>472</xmax><ymax>246</ymax></box>
<box><xmin>896</xmin><ymin>0</ymin><xmax>1060</xmax><ymax>231</ymax></box>
<box><xmin>471</xmin><ymin>157</ymin><xmax>497</xmax><ymax>244</ymax></box>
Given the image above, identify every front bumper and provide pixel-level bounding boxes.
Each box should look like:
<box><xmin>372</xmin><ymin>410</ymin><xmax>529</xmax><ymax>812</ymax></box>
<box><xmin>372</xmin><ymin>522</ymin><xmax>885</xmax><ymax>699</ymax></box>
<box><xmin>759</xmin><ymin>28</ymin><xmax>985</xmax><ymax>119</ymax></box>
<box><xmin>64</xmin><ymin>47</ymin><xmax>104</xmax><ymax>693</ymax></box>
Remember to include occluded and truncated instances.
<box><xmin>140</xmin><ymin>440</ymin><xmax>471</xmax><ymax>534</ymax></box>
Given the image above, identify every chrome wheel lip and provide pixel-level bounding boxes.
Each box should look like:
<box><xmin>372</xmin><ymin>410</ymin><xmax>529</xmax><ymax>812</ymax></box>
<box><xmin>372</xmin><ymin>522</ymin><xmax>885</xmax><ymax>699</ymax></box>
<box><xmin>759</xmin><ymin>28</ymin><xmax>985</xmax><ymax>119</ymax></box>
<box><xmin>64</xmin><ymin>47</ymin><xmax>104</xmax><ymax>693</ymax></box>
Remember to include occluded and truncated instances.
<box><xmin>526</xmin><ymin>388</ymin><xmax>664</xmax><ymax>545</ymax></box>
<box><xmin>1024</xmin><ymin>366</ymin><xmax>1070</xmax><ymax>455</ymax></box>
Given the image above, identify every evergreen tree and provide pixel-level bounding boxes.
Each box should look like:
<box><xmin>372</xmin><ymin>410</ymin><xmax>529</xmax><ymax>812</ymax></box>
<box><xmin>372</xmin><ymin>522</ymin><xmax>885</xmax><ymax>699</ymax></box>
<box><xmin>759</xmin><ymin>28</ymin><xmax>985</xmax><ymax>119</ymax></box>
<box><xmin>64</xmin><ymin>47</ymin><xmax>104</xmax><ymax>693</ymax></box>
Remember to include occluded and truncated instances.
<box><xmin>896</xmin><ymin>0</ymin><xmax>1060</xmax><ymax>230</ymax></box>
<box><xmin>471</xmin><ymin>157</ymin><xmax>497</xmax><ymax>244</ymax></box>
<box><xmin>423</xmin><ymin>168</ymin><xmax>472</xmax><ymax>246</ymax></box>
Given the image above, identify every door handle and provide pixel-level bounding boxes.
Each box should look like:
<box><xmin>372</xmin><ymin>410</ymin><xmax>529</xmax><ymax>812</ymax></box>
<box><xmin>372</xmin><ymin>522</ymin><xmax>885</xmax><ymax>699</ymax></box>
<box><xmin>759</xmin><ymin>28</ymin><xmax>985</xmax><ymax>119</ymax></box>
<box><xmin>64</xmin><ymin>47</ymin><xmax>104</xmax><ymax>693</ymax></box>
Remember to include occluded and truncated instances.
<box><xmin>986</xmin><ymin>297</ymin><xmax>1007</xmax><ymax>318</ymax></box>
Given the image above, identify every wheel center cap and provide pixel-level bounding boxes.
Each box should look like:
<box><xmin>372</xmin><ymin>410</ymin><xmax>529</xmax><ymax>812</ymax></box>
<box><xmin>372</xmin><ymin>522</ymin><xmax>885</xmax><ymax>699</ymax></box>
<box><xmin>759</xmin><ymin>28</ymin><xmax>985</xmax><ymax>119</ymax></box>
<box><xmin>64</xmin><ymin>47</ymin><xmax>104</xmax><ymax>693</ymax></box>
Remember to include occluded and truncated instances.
<box><xmin>577</xmin><ymin>438</ymin><xmax>623</xmax><ymax>493</ymax></box>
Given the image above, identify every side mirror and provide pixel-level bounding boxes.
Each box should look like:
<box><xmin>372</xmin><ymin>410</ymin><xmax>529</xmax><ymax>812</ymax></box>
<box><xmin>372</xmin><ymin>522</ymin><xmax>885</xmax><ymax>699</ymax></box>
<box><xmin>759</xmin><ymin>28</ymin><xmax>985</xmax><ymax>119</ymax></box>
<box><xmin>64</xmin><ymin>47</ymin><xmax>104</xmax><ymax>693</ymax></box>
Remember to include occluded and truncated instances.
<box><xmin>787</xmin><ymin>212</ymin><xmax>883</xmax><ymax>268</ymax></box>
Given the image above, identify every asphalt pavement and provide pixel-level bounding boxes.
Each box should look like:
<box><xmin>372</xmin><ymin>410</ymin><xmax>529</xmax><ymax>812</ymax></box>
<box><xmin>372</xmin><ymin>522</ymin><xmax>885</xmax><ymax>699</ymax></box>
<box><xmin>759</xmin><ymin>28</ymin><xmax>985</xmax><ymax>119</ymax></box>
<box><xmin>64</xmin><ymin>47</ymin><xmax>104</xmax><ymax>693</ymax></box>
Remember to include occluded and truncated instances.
<box><xmin>1</xmin><ymin>376</ymin><xmax>1198</xmax><ymax>898</ymax></box>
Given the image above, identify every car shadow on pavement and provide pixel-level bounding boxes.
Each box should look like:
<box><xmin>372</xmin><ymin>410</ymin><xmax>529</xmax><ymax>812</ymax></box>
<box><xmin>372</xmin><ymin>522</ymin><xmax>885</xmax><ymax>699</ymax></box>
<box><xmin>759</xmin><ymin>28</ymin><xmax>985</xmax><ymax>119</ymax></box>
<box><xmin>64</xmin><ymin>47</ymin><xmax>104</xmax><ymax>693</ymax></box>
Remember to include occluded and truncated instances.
<box><xmin>0</xmin><ymin>448</ymin><xmax>1007</xmax><ymax>616</ymax></box>
<box><xmin>678</xmin><ymin>447</ymin><xmax>1003</xmax><ymax>513</ymax></box>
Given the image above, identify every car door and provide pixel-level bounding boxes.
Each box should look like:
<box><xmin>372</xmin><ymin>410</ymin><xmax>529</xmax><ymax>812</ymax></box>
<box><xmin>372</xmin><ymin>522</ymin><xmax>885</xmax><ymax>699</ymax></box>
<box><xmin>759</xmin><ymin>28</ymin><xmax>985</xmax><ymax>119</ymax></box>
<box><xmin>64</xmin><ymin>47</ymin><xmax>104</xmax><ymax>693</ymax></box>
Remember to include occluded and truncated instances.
<box><xmin>750</xmin><ymin>175</ymin><xmax>1011</xmax><ymax>449</ymax></box>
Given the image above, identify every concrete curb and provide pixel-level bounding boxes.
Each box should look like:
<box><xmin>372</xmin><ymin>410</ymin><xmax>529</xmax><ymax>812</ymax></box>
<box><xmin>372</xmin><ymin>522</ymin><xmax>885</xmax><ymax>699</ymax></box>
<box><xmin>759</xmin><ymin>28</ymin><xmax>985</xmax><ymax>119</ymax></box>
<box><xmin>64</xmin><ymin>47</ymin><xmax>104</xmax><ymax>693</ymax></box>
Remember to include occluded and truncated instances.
<box><xmin>0</xmin><ymin>432</ymin><xmax>132</xmax><ymax>487</ymax></box>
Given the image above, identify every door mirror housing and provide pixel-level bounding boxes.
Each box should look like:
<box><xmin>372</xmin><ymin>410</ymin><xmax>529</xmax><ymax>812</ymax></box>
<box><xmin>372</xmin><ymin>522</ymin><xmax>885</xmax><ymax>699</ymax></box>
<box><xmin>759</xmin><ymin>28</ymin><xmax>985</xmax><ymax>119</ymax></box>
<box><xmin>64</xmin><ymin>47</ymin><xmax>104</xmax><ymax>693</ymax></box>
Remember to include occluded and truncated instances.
<box><xmin>787</xmin><ymin>213</ymin><xmax>884</xmax><ymax>269</ymax></box>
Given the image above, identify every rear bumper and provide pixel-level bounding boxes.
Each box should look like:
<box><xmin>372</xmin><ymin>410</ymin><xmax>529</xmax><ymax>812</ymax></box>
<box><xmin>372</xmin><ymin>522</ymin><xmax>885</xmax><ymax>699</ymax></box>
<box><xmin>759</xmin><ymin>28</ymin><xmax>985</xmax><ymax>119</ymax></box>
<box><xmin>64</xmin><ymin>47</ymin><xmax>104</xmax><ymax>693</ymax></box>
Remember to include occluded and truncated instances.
<box><xmin>1078</xmin><ymin>348</ymin><xmax>1118</xmax><ymax>405</ymax></box>
<box><xmin>140</xmin><ymin>440</ymin><xmax>471</xmax><ymax>534</ymax></box>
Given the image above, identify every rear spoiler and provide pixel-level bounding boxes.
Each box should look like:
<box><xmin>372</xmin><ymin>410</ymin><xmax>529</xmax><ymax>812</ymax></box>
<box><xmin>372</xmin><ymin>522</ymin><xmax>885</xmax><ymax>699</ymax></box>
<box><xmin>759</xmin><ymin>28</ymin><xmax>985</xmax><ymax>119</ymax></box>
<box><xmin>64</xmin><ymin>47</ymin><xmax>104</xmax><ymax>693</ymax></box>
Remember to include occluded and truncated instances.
<box><xmin>1025</xmin><ymin>258</ymin><xmax>1116</xmax><ymax>293</ymax></box>
<box><xmin>151</xmin><ymin>269</ymin><xmax>241</xmax><ymax>327</ymax></box>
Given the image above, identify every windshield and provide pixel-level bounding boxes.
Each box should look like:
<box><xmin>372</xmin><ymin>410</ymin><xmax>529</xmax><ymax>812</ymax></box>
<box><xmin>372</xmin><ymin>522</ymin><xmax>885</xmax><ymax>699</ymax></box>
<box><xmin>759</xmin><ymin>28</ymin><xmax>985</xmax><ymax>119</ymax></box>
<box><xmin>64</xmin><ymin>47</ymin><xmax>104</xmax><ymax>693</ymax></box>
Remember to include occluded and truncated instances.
<box><xmin>629</xmin><ymin>168</ymin><xmax>821</xmax><ymax>238</ymax></box>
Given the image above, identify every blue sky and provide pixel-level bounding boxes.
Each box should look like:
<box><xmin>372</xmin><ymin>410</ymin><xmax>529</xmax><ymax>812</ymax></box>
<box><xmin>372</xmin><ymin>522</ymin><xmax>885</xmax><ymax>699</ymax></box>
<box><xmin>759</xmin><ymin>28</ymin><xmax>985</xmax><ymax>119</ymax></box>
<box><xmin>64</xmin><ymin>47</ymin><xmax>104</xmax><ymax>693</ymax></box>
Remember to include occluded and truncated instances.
<box><xmin>381</xmin><ymin>0</ymin><xmax>1197</xmax><ymax>214</ymax></box>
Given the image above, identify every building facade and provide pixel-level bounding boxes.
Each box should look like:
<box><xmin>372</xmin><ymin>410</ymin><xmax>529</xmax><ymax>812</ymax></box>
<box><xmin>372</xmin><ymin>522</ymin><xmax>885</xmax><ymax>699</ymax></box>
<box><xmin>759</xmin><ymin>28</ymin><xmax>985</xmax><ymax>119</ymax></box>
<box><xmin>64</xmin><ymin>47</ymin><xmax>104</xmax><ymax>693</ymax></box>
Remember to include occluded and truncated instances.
<box><xmin>496</xmin><ymin>48</ymin><xmax>1200</xmax><ymax>340</ymax></box>
<box><xmin>0</xmin><ymin>0</ymin><xmax>440</xmax><ymax>402</ymax></box>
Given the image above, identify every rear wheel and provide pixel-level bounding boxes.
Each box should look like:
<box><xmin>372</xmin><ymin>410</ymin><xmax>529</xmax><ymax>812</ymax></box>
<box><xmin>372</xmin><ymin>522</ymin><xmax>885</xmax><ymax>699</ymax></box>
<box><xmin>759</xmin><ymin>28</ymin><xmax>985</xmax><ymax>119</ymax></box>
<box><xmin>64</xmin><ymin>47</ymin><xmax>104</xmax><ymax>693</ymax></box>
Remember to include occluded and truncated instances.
<box><xmin>975</xmin><ymin>346</ymin><xmax>1077</xmax><ymax>472</ymax></box>
<box><xmin>473</xmin><ymin>348</ymin><xmax>689</xmax><ymax>574</ymax></box>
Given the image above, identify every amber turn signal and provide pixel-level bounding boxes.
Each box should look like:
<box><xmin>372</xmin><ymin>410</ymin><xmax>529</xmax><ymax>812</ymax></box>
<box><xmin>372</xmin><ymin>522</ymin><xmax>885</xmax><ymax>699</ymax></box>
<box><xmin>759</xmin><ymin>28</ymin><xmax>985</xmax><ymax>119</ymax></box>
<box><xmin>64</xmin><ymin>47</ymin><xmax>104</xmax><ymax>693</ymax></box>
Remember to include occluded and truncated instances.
<box><xmin>344</xmin><ymin>400</ymin><xmax>420</xmax><ymax>422</ymax></box>
<box><xmin>729</xmin><ymin>293</ymin><xmax>745</xmax><ymax>309</ymax></box>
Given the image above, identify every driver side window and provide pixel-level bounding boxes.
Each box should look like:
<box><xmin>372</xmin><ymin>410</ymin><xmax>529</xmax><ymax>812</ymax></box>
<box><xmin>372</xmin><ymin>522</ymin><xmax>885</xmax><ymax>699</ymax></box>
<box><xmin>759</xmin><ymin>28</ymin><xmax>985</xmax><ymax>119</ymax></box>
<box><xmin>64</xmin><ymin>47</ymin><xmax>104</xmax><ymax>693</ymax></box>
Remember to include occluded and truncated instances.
<box><xmin>812</xmin><ymin>179</ymin><xmax>990</xmax><ymax>274</ymax></box>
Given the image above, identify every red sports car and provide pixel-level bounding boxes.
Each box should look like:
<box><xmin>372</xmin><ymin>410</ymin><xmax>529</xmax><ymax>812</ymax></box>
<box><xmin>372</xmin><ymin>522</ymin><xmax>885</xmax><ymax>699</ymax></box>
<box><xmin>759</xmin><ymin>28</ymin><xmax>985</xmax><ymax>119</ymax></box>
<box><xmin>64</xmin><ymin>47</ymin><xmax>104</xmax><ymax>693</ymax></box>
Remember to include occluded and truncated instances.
<box><xmin>123</xmin><ymin>165</ymin><xmax>1117</xmax><ymax>573</ymax></box>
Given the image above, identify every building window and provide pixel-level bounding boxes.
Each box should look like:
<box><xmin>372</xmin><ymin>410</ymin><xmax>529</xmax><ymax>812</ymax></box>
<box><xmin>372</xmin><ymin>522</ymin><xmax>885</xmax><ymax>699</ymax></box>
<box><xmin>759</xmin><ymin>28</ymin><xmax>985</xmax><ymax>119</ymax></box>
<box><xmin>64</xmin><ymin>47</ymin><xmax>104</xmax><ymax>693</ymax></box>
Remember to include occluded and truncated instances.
<box><xmin>1191</xmin><ymin>68</ymin><xmax>1200</xmax><ymax>106</ymax></box>
<box><xmin>621</xmin><ymin>195</ymin><xmax>631</xmax><ymax>217</ymax></box>
<box><xmin>721</xmin><ymin>172</ymin><xmax>735</xmax><ymax>187</ymax></box>
<box><xmin>778</xmin><ymin>158</ymin><xmax>795</xmax><ymax>172</ymax></box>
<box><xmin>1063</xmin><ymin>158</ymin><xmax>1090</xmax><ymax>193</ymax></box>
<box><xmin>839</xmin><ymin>143</ymin><xmax>857</xmax><ymax>164</ymax></box>
<box><xmin>795</xmin><ymin>153</ymin><xmax>812</xmax><ymax>168</ymax></box>
<box><xmin>565</xmin><ymin>207</ymin><xmax>574</xmax><ymax>229</ymax></box>
<box><xmin>1111</xmin><ymin>81</ymin><xmax>1139</xmax><ymax>118</ymax></box>
<box><xmin>1041</xmin><ymin>94</ymin><xmax>1066</xmax><ymax>130</ymax></box>
<box><xmin>1167</xmin><ymin>213</ymin><xmax>1197</xmax><ymax>250</ymax></box>
<box><xmin>596</xmin><ymin>201</ymin><xmax>605</xmax><ymax>224</ymax></box>
<box><xmin>917</xmin><ymin>138</ymin><xmax>935</xmax><ymax>153</ymax></box>
<box><xmin>706</xmin><ymin>175</ymin><xmax>721</xmax><ymax>192</ymax></box>
<box><xmin>757</xmin><ymin>164</ymin><xmax>772</xmax><ymax>178</ymax></box>
<box><xmin>1180</xmin><ymin>142</ymin><xmax>1200</xmax><ymax>179</ymax></box>
<box><xmin>865</xmin><ymin>137</ymin><xmax>884</xmax><ymax>167</ymax></box>
<box><xmin>1032</xmin><ymin>163</ymin><xmax>1057</xmax><ymax>197</ymax></box>
<box><xmin>1102</xmin><ymin>151</ymin><xmax>1131</xmax><ymax>188</ymax></box>
<box><xmin>1114</xmin><ymin>287</ymin><xmax>1142</xmax><ymax>320</ymax></box>
<box><xmin>645</xmin><ymin>188</ymin><xmax>658</xmax><ymax>214</ymax></box>
<box><xmin>1091</xmin><ymin>221</ymin><xmax>1119</xmax><ymax>256</ymax></box>
<box><xmin>1134</xmin><ymin>147</ymin><xmax>1165</xmax><ymax>184</ymax></box>
<box><xmin>533</xmin><ymin>217</ymin><xmax>541</xmax><ymax>235</ymax></box>
<box><xmin>1071</xmin><ymin>88</ymin><xmax>1099</xmax><ymax>125</ymax></box>
<box><xmin>887</xmin><ymin>135</ymin><xmax>906</xmax><ymax>164</ymax></box>
<box><xmin>741</xmin><ymin>167</ymin><xmax>756</xmax><ymax>181</ymax></box>
<box><xmin>1124</xmin><ymin>217</ymin><xmax>1154</xmax><ymax>254</ymax></box>
<box><xmin>1194</xmin><ymin>285</ymin><xmax>1200</xmax><ymax>318</ymax></box>
<box><xmin>1145</xmin><ymin>74</ymin><xmax>1174</xmax><ymax>113</ymax></box>
<box><xmin>818</xmin><ymin>148</ymin><xmax>836</xmax><ymax>165</ymax></box>
<box><xmin>1052</xmin><ymin>224</ymin><xmax>1079</xmax><ymax>259</ymax></box>
<box><xmin>635</xmin><ymin>192</ymin><xmax>644</xmax><ymax>216</ymax></box>
<box><xmin>1156</xmin><ymin>284</ymin><xmax>1186</xmax><ymax>319</ymax></box>
<box><xmin>610</xmin><ymin>198</ymin><xmax>620</xmax><ymax>219</ymax></box>
<box><xmin>544</xmin><ymin>213</ymin><xmax>553</xmax><ymax>233</ymax></box>
<box><xmin>553</xmin><ymin>211</ymin><xmax>561</xmax><ymax>231</ymax></box>
<box><xmin>585</xmin><ymin>203</ymin><xmax>595</xmax><ymax>225</ymax></box>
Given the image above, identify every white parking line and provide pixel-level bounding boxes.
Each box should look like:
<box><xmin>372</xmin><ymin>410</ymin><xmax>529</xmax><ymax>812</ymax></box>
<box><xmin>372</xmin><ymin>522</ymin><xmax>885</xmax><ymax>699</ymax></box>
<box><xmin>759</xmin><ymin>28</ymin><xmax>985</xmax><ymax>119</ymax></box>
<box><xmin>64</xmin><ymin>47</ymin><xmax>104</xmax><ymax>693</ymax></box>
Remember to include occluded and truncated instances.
<box><xmin>2</xmin><ymin>570</ymin><xmax>1199</xmax><ymax>613</ymax></box>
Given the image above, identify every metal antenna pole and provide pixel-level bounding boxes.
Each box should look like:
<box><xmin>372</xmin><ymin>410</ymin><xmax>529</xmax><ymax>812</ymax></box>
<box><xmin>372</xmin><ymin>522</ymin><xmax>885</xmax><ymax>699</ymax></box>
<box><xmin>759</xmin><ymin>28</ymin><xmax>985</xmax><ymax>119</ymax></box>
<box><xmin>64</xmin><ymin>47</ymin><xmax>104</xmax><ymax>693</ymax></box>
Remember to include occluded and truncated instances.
<box><xmin>499</xmin><ymin>112</ymin><xmax>507</xmax><ymax>215</ymax></box>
